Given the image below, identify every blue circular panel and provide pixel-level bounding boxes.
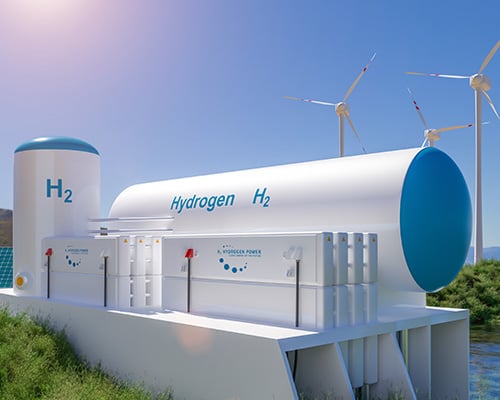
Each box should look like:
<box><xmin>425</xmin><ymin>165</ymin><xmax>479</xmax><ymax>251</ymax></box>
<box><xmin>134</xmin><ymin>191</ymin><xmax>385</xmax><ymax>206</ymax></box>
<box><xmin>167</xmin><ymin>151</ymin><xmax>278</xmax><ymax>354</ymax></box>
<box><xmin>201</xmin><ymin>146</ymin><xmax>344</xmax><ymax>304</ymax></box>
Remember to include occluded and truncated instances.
<box><xmin>400</xmin><ymin>147</ymin><xmax>472</xmax><ymax>292</ymax></box>
<box><xmin>15</xmin><ymin>137</ymin><xmax>99</xmax><ymax>155</ymax></box>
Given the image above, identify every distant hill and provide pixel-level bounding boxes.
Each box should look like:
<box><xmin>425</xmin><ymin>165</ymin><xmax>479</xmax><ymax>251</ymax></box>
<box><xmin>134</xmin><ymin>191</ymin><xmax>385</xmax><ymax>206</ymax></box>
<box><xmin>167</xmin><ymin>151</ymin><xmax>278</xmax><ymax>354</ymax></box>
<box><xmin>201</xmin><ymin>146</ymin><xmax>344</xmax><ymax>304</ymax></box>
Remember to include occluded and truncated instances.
<box><xmin>466</xmin><ymin>247</ymin><xmax>500</xmax><ymax>264</ymax></box>
<box><xmin>0</xmin><ymin>209</ymin><xmax>12</xmax><ymax>220</ymax></box>
<box><xmin>0</xmin><ymin>209</ymin><xmax>12</xmax><ymax>247</ymax></box>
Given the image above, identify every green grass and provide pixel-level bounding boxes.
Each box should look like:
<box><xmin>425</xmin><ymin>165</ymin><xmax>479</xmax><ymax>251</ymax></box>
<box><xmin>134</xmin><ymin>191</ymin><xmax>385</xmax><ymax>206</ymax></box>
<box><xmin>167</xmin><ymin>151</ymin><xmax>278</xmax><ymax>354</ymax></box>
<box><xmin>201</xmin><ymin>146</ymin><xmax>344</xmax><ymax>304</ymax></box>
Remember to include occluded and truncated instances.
<box><xmin>0</xmin><ymin>308</ymin><xmax>173</xmax><ymax>400</ymax></box>
<box><xmin>427</xmin><ymin>259</ymin><xmax>500</xmax><ymax>328</ymax></box>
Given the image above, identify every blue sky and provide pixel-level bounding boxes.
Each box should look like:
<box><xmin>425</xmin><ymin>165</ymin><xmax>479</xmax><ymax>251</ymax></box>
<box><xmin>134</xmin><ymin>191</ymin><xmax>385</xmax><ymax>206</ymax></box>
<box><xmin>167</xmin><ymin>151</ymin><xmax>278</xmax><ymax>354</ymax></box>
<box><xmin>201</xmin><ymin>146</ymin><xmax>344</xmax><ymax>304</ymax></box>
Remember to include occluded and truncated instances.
<box><xmin>1</xmin><ymin>0</ymin><xmax>500</xmax><ymax>246</ymax></box>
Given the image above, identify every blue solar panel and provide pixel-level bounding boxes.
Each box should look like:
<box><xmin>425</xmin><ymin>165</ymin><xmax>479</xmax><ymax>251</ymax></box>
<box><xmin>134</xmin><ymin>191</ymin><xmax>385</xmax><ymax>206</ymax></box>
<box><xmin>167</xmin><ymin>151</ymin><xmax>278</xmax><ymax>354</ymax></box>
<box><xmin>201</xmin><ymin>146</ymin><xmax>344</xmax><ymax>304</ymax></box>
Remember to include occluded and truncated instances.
<box><xmin>0</xmin><ymin>247</ymin><xmax>13</xmax><ymax>288</ymax></box>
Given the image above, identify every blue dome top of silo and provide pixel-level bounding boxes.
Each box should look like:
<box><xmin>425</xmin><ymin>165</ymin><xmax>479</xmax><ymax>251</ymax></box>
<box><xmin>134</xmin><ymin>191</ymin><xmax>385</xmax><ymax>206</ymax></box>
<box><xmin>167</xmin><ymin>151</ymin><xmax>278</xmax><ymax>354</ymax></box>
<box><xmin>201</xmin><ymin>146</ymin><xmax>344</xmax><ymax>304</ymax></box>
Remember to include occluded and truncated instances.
<box><xmin>15</xmin><ymin>137</ymin><xmax>99</xmax><ymax>155</ymax></box>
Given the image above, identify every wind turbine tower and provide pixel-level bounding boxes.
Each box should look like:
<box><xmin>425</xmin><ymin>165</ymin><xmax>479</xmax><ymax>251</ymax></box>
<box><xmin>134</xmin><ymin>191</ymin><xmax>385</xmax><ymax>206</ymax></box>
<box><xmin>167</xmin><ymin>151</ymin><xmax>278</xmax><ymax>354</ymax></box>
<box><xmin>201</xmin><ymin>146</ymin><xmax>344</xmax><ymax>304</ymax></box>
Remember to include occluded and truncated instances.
<box><xmin>407</xmin><ymin>40</ymin><xmax>500</xmax><ymax>264</ymax></box>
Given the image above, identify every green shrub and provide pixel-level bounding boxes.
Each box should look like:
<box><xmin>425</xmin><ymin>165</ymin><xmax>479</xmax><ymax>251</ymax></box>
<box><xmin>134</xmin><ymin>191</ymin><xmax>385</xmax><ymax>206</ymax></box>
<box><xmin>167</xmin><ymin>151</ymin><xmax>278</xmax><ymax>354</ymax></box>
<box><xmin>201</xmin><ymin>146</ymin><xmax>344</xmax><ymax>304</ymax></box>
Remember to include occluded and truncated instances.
<box><xmin>427</xmin><ymin>259</ymin><xmax>500</xmax><ymax>328</ymax></box>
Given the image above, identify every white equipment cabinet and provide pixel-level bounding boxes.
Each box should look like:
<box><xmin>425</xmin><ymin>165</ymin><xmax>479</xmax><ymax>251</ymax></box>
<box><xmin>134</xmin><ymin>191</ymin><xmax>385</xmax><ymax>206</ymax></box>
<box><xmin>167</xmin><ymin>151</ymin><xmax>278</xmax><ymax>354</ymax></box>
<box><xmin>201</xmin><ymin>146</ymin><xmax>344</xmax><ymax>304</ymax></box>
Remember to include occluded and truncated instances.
<box><xmin>162</xmin><ymin>231</ymin><xmax>377</xmax><ymax>330</ymax></box>
<box><xmin>42</xmin><ymin>235</ymin><xmax>163</xmax><ymax>310</ymax></box>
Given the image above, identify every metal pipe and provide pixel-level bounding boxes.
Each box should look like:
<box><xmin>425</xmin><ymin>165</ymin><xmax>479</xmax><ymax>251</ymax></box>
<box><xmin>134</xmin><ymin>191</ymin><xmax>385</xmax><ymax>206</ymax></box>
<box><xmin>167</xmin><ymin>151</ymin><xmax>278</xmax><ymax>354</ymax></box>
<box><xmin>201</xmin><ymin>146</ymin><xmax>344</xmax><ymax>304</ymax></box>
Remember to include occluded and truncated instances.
<box><xmin>295</xmin><ymin>259</ymin><xmax>300</xmax><ymax>327</ymax></box>
<box><xmin>187</xmin><ymin>258</ymin><xmax>192</xmax><ymax>313</ymax></box>
<box><xmin>103</xmin><ymin>256</ymin><xmax>108</xmax><ymax>307</ymax></box>
<box><xmin>47</xmin><ymin>255</ymin><xmax>51</xmax><ymax>299</ymax></box>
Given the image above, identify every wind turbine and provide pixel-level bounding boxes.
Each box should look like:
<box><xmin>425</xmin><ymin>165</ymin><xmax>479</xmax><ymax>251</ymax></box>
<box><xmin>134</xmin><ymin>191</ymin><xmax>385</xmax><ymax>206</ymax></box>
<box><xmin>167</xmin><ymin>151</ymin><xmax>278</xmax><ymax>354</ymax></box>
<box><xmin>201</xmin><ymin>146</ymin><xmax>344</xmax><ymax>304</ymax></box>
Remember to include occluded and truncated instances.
<box><xmin>285</xmin><ymin>53</ymin><xmax>376</xmax><ymax>157</ymax></box>
<box><xmin>407</xmin><ymin>88</ymin><xmax>473</xmax><ymax>147</ymax></box>
<box><xmin>407</xmin><ymin>40</ymin><xmax>500</xmax><ymax>264</ymax></box>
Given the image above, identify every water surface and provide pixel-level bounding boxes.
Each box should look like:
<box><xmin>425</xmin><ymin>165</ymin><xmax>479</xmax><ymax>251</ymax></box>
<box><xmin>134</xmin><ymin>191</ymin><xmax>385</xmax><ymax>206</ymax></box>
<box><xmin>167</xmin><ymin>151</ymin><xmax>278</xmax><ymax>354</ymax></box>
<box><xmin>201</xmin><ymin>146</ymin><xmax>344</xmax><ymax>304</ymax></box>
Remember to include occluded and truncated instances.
<box><xmin>469</xmin><ymin>329</ymin><xmax>500</xmax><ymax>399</ymax></box>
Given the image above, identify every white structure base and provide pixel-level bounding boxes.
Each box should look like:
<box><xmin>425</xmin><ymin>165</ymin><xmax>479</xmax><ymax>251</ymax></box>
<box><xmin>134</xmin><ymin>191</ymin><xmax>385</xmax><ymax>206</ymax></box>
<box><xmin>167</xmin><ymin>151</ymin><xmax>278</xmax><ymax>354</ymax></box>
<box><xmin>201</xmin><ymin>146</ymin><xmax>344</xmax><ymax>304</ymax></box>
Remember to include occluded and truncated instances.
<box><xmin>0</xmin><ymin>290</ymin><xmax>468</xmax><ymax>400</ymax></box>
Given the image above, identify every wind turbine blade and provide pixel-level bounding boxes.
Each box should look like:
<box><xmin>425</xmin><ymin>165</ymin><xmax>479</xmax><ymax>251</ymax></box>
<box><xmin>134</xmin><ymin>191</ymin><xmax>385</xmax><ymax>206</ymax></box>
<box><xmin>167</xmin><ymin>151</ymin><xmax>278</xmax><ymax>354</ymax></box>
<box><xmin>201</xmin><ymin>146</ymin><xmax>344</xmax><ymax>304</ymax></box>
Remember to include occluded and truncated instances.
<box><xmin>405</xmin><ymin>71</ymin><xmax>469</xmax><ymax>79</ymax></box>
<box><xmin>481</xmin><ymin>89</ymin><xmax>500</xmax><ymax>119</ymax></box>
<box><xmin>479</xmin><ymin>39</ymin><xmax>500</xmax><ymax>73</ymax></box>
<box><xmin>421</xmin><ymin>137</ymin><xmax>428</xmax><ymax>147</ymax></box>
<box><xmin>407</xmin><ymin>88</ymin><xmax>429</xmax><ymax>129</ymax></box>
<box><xmin>343</xmin><ymin>53</ymin><xmax>376</xmax><ymax>102</ymax></box>
<box><xmin>434</xmin><ymin>124</ymin><xmax>473</xmax><ymax>134</ymax></box>
<box><xmin>345</xmin><ymin>115</ymin><xmax>367</xmax><ymax>154</ymax></box>
<box><xmin>284</xmin><ymin>96</ymin><xmax>336</xmax><ymax>106</ymax></box>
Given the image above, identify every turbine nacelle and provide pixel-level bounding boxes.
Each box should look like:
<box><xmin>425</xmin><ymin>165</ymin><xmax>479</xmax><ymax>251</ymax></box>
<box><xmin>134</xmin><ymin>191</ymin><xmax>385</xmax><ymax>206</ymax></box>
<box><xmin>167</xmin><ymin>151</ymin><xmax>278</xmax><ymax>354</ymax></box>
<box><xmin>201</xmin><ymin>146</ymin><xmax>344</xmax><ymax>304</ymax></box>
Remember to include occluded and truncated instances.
<box><xmin>424</xmin><ymin>129</ymin><xmax>441</xmax><ymax>142</ymax></box>
<box><xmin>335</xmin><ymin>101</ymin><xmax>350</xmax><ymax>117</ymax></box>
<box><xmin>470</xmin><ymin>74</ymin><xmax>491</xmax><ymax>91</ymax></box>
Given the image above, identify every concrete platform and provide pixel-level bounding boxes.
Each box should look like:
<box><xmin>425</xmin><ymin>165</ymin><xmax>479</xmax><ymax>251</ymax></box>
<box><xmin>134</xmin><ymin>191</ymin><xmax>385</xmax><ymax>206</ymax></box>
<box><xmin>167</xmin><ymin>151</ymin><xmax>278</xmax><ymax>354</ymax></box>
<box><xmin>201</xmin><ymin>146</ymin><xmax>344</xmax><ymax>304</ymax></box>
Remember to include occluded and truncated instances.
<box><xmin>0</xmin><ymin>289</ymin><xmax>469</xmax><ymax>400</ymax></box>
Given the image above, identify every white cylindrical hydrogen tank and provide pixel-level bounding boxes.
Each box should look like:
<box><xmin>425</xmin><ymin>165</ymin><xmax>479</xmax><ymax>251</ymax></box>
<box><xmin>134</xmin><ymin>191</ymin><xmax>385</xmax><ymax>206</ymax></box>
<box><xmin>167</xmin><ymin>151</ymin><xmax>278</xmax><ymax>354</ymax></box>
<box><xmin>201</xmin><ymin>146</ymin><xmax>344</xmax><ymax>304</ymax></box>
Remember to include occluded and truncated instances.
<box><xmin>109</xmin><ymin>147</ymin><xmax>472</xmax><ymax>293</ymax></box>
<box><xmin>13</xmin><ymin>137</ymin><xmax>100</xmax><ymax>296</ymax></box>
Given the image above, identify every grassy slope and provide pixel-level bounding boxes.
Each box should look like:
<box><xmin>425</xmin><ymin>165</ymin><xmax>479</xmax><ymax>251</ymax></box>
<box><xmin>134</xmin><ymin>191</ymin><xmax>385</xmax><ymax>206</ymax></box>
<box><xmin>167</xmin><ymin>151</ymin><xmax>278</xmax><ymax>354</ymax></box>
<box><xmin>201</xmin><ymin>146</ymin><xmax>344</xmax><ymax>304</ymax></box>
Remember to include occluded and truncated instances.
<box><xmin>0</xmin><ymin>309</ymin><xmax>173</xmax><ymax>400</ymax></box>
<box><xmin>427</xmin><ymin>259</ymin><xmax>500</xmax><ymax>328</ymax></box>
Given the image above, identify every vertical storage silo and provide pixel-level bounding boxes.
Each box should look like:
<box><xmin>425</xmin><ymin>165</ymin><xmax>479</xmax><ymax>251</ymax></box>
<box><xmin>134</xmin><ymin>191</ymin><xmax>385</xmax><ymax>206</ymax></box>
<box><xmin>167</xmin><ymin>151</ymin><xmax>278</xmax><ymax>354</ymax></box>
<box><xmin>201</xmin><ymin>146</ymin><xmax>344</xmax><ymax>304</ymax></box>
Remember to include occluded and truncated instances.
<box><xmin>13</xmin><ymin>137</ymin><xmax>100</xmax><ymax>296</ymax></box>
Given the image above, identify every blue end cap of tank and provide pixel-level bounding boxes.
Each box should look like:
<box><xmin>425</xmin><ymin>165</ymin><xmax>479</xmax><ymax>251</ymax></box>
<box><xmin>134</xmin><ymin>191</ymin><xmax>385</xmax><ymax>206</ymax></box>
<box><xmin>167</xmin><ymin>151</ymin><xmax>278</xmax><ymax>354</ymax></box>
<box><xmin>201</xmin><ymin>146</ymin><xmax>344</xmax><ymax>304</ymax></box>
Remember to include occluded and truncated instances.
<box><xmin>400</xmin><ymin>147</ymin><xmax>472</xmax><ymax>292</ymax></box>
<box><xmin>15</xmin><ymin>137</ymin><xmax>99</xmax><ymax>155</ymax></box>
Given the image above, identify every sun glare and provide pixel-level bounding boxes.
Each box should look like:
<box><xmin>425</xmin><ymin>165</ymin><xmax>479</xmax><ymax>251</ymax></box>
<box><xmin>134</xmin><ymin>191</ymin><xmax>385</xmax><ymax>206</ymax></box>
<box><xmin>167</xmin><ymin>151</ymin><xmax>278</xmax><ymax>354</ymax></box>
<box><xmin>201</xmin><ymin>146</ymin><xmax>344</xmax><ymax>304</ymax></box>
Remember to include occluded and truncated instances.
<box><xmin>2</xmin><ymin>0</ymin><xmax>84</xmax><ymax>24</ymax></box>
